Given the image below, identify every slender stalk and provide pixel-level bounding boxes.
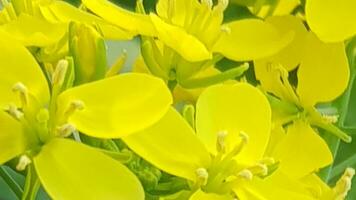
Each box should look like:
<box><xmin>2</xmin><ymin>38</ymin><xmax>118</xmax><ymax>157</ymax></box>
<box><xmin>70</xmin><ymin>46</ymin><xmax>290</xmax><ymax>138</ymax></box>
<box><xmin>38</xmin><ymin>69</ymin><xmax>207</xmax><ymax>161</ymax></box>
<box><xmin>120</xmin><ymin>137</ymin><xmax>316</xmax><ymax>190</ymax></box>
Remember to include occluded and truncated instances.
<box><xmin>0</xmin><ymin>166</ymin><xmax>23</xmax><ymax>199</ymax></box>
<box><xmin>330</xmin><ymin>154</ymin><xmax>356</xmax><ymax>180</ymax></box>
<box><xmin>179</xmin><ymin>63</ymin><xmax>249</xmax><ymax>89</ymax></box>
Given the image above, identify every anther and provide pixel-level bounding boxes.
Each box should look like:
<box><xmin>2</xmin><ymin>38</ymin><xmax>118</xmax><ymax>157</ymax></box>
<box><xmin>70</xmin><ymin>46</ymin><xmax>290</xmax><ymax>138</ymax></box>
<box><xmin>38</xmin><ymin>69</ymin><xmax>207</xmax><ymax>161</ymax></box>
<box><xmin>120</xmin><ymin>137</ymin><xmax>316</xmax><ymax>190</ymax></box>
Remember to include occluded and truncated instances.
<box><xmin>333</xmin><ymin>168</ymin><xmax>355</xmax><ymax>200</ymax></box>
<box><xmin>16</xmin><ymin>155</ymin><xmax>31</xmax><ymax>171</ymax></box>
<box><xmin>248</xmin><ymin>163</ymin><xmax>268</xmax><ymax>177</ymax></box>
<box><xmin>196</xmin><ymin>168</ymin><xmax>209</xmax><ymax>186</ymax></box>
<box><xmin>201</xmin><ymin>0</ymin><xmax>213</xmax><ymax>8</ymax></box>
<box><xmin>52</xmin><ymin>59</ymin><xmax>68</xmax><ymax>85</ymax></box>
<box><xmin>322</xmin><ymin>114</ymin><xmax>339</xmax><ymax>124</ymax></box>
<box><xmin>216</xmin><ymin>0</ymin><xmax>229</xmax><ymax>11</ymax></box>
<box><xmin>4</xmin><ymin>104</ymin><xmax>23</xmax><ymax>120</ymax></box>
<box><xmin>237</xmin><ymin>169</ymin><xmax>253</xmax><ymax>181</ymax></box>
<box><xmin>64</xmin><ymin>100</ymin><xmax>85</xmax><ymax>118</ymax></box>
<box><xmin>216</xmin><ymin>130</ymin><xmax>228</xmax><ymax>153</ymax></box>
<box><xmin>12</xmin><ymin>82</ymin><xmax>28</xmax><ymax>107</ymax></box>
<box><xmin>57</xmin><ymin>123</ymin><xmax>76</xmax><ymax>137</ymax></box>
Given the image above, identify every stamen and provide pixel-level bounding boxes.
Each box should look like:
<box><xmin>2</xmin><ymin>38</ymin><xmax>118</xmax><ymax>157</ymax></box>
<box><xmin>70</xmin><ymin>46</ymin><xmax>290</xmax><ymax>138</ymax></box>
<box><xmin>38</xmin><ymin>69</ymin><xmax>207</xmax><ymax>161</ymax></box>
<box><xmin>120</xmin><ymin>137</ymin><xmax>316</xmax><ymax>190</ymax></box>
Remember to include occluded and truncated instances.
<box><xmin>4</xmin><ymin>104</ymin><xmax>23</xmax><ymax>120</ymax></box>
<box><xmin>64</xmin><ymin>100</ymin><xmax>85</xmax><ymax>118</ymax></box>
<box><xmin>16</xmin><ymin>155</ymin><xmax>31</xmax><ymax>171</ymax></box>
<box><xmin>201</xmin><ymin>0</ymin><xmax>213</xmax><ymax>9</ymax></box>
<box><xmin>196</xmin><ymin>167</ymin><xmax>209</xmax><ymax>186</ymax></box>
<box><xmin>333</xmin><ymin>168</ymin><xmax>355</xmax><ymax>200</ymax></box>
<box><xmin>52</xmin><ymin>59</ymin><xmax>68</xmax><ymax>85</ymax></box>
<box><xmin>227</xmin><ymin>131</ymin><xmax>249</xmax><ymax>157</ymax></box>
<box><xmin>322</xmin><ymin>114</ymin><xmax>339</xmax><ymax>124</ymax></box>
<box><xmin>237</xmin><ymin>169</ymin><xmax>253</xmax><ymax>181</ymax></box>
<box><xmin>56</xmin><ymin>123</ymin><xmax>76</xmax><ymax>137</ymax></box>
<box><xmin>12</xmin><ymin>82</ymin><xmax>28</xmax><ymax>107</ymax></box>
<box><xmin>248</xmin><ymin>163</ymin><xmax>268</xmax><ymax>177</ymax></box>
<box><xmin>216</xmin><ymin>130</ymin><xmax>228</xmax><ymax>153</ymax></box>
<box><xmin>215</xmin><ymin>0</ymin><xmax>229</xmax><ymax>11</ymax></box>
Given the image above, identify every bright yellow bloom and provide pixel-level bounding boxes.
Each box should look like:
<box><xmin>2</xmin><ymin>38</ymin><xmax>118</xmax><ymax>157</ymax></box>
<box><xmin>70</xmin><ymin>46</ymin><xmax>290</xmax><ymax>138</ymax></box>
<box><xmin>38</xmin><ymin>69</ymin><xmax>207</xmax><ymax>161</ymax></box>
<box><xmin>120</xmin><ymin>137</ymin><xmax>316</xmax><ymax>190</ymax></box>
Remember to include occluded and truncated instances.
<box><xmin>123</xmin><ymin>83</ymin><xmax>316</xmax><ymax>199</ymax></box>
<box><xmin>0</xmin><ymin>0</ymin><xmax>132</xmax><ymax>47</ymax></box>
<box><xmin>306</xmin><ymin>0</ymin><xmax>356</xmax><ymax>43</ymax></box>
<box><xmin>0</xmin><ymin>32</ymin><xmax>172</xmax><ymax>199</ymax></box>
<box><xmin>82</xmin><ymin>0</ymin><xmax>293</xmax><ymax>88</ymax></box>
<box><xmin>254</xmin><ymin>15</ymin><xmax>350</xmax><ymax>179</ymax></box>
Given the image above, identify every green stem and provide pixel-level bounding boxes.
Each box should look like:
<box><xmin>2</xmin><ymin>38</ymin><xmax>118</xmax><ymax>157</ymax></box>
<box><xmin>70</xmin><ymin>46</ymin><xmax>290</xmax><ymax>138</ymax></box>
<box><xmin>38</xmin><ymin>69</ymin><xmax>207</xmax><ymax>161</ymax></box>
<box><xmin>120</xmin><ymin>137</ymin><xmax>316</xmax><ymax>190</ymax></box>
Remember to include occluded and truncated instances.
<box><xmin>179</xmin><ymin>63</ymin><xmax>249</xmax><ymax>89</ymax></box>
<box><xmin>330</xmin><ymin>154</ymin><xmax>356</xmax><ymax>180</ymax></box>
<box><xmin>0</xmin><ymin>166</ymin><xmax>23</xmax><ymax>199</ymax></box>
<box><xmin>22</xmin><ymin>165</ymin><xmax>40</xmax><ymax>200</ymax></box>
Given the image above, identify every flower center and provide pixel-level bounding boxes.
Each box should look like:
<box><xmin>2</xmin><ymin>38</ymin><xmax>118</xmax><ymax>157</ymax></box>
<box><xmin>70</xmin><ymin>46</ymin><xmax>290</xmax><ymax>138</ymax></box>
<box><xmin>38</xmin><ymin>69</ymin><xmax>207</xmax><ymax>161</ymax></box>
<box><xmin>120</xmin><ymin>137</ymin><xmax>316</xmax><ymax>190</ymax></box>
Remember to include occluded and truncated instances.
<box><xmin>195</xmin><ymin>130</ymin><xmax>277</xmax><ymax>195</ymax></box>
<box><xmin>3</xmin><ymin>59</ymin><xmax>85</xmax><ymax>170</ymax></box>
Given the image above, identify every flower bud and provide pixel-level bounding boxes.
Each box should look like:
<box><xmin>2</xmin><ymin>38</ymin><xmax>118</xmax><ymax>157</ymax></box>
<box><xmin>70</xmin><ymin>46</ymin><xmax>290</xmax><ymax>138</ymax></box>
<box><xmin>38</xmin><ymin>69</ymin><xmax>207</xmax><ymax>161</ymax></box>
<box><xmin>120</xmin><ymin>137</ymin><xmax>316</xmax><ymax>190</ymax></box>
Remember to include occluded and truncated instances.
<box><xmin>69</xmin><ymin>22</ymin><xmax>107</xmax><ymax>85</ymax></box>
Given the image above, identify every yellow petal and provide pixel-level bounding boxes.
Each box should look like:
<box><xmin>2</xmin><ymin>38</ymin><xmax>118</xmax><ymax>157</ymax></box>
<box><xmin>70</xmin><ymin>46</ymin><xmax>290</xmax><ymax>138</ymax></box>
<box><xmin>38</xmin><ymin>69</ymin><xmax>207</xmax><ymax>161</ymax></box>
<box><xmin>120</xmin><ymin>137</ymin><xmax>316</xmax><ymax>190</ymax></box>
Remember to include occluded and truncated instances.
<box><xmin>234</xmin><ymin>171</ymin><xmax>316</xmax><ymax>200</ymax></box>
<box><xmin>264</xmin><ymin>125</ymin><xmax>286</xmax><ymax>157</ymax></box>
<box><xmin>0</xmin><ymin>14</ymin><xmax>66</xmax><ymax>46</ymax></box>
<box><xmin>156</xmin><ymin>0</ymin><xmax>198</xmax><ymax>27</ymax></box>
<box><xmin>213</xmin><ymin>19</ymin><xmax>294</xmax><ymax>61</ymax></box>
<box><xmin>297</xmin><ymin>32</ymin><xmax>349</xmax><ymax>107</ymax></box>
<box><xmin>301</xmin><ymin>174</ymin><xmax>335</xmax><ymax>200</ymax></box>
<box><xmin>254</xmin><ymin>15</ymin><xmax>307</xmax><ymax>99</ymax></box>
<box><xmin>124</xmin><ymin>107</ymin><xmax>211</xmax><ymax>181</ymax></box>
<box><xmin>306</xmin><ymin>0</ymin><xmax>356</xmax><ymax>42</ymax></box>
<box><xmin>0</xmin><ymin>111</ymin><xmax>27</xmax><ymax>164</ymax></box>
<box><xmin>40</xmin><ymin>0</ymin><xmax>133</xmax><ymax>40</ymax></box>
<box><xmin>196</xmin><ymin>83</ymin><xmax>271</xmax><ymax>165</ymax></box>
<box><xmin>273</xmin><ymin>0</ymin><xmax>301</xmax><ymax>16</ymax></box>
<box><xmin>190</xmin><ymin>189</ymin><xmax>233</xmax><ymax>200</ymax></box>
<box><xmin>57</xmin><ymin>73</ymin><xmax>172</xmax><ymax>138</ymax></box>
<box><xmin>0</xmin><ymin>31</ymin><xmax>49</xmax><ymax>107</ymax></box>
<box><xmin>81</xmin><ymin>0</ymin><xmax>155</xmax><ymax>36</ymax></box>
<box><xmin>34</xmin><ymin>138</ymin><xmax>144</xmax><ymax>200</ymax></box>
<box><xmin>272</xmin><ymin>120</ymin><xmax>333</xmax><ymax>179</ymax></box>
<box><xmin>150</xmin><ymin>14</ymin><xmax>212</xmax><ymax>62</ymax></box>
<box><xmin>255</xmin><ymin>15</ymin><xmax>308</xmax><ymax>71</ymax></box>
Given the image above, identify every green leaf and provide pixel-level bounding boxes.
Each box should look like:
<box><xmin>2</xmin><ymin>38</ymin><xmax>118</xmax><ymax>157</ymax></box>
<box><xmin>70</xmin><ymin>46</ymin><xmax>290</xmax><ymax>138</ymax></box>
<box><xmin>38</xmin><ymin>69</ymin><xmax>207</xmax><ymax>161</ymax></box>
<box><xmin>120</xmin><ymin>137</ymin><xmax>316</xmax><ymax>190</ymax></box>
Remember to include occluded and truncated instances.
<box><xmin>34</xmin><ymin>138</ymin><xmax>145</xmax><ymax>200</ymax></box>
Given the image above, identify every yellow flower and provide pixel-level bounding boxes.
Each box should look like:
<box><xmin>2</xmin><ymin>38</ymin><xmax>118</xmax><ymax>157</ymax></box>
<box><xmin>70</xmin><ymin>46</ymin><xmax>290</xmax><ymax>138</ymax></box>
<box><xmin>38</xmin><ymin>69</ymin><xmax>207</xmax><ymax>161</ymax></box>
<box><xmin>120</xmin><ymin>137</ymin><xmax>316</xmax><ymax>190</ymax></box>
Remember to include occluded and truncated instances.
<box><xmin>82</xmin><ymin>0</ymin><xmax>293</xmax><ymax>88</ymax></box>
<box><xmin>123</xmin><ymin>83</ymin><xmax>315</xmax><ymax>199</ymax></box>
<box><xmin>0</xmin><ymin>33</ymin><xmax>172</xmax><ymax>199</ymax></box>
<box><xmin>0</xmin><ymin>0</ymin><xmax>132</xmax><ymax>47</ymax></box>
<box><xmin>306</xmin><ymin>0</ymin><xmax>356</xmax><ymax>43</ymax></box>
<box><xmin>254</xmin><ymin>15</ymin><xmax>350</xmax><ymax>179</ymax></box>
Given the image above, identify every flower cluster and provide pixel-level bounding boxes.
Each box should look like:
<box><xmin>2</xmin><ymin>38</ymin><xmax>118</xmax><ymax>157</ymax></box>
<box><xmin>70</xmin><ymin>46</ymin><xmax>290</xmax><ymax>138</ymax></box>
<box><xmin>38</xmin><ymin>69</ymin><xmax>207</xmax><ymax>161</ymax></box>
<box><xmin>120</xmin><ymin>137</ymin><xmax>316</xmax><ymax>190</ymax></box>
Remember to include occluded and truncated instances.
<box><xmin>0</xmin><ymin>0</ymin><xmax>355</xmax><ymax>199</ymax></box>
